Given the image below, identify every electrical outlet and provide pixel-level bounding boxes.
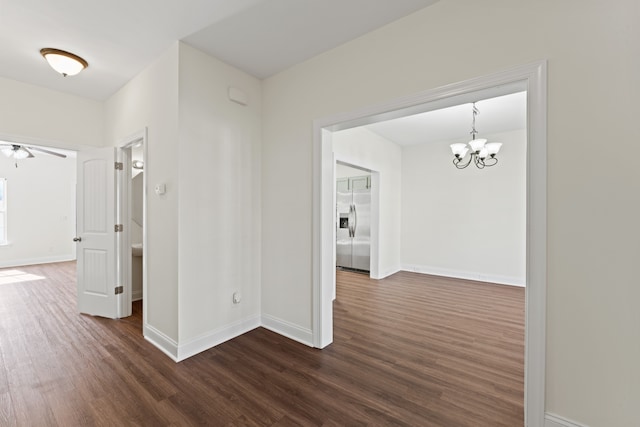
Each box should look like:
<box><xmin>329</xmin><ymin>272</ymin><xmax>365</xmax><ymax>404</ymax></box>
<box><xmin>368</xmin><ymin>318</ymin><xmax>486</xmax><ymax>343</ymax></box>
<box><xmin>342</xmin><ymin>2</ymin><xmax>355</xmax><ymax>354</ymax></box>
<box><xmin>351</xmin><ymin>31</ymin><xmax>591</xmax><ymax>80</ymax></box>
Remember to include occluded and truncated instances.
<box><xmin>232</xmin><ymin>292</ymin><xmax>241</xmax><ymax>304</ymax></box>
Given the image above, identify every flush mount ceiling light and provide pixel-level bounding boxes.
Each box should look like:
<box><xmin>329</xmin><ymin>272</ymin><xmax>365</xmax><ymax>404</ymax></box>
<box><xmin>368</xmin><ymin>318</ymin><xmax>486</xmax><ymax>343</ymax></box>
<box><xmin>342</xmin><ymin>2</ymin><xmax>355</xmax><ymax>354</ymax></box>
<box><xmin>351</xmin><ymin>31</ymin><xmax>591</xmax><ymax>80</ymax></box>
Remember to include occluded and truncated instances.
<box><xmin>450</xmin><ymin>102</ymin><xmax>502</xmax><ymax>169</ymax></box>
<box><xmin>40</xmin><ymin>48</ymin><xmax>88</xmax><ymax>77</ymax></box>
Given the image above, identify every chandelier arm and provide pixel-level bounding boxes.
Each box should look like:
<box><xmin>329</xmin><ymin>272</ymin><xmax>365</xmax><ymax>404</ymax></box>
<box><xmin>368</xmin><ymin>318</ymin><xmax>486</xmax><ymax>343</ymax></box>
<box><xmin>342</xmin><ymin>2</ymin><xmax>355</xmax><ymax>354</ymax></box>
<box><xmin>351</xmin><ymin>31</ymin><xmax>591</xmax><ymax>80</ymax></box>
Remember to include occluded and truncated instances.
<box><xmin>474</xmin><ymin>155</ymin><xmax>485</xmax><ymax>169</ymax></box>
<box><xmin>483</xmin><ymin>157</ymin><xmax>498</xmax><ymax>167</ymax></box>
<box><xmin>453</xmin><ymin>154</ymin><xmax>473</xmax><ymax>169</ymax></box>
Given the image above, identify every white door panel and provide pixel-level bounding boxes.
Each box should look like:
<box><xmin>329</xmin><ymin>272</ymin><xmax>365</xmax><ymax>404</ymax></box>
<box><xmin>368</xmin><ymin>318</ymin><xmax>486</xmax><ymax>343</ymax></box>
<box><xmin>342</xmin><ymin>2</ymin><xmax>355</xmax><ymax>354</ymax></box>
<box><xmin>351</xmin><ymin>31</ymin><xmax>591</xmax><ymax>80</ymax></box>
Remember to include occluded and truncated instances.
<box><xmin>76</xmin><ymin>147</ymin><xmax>118</xmax><ymax>318</ymax></box>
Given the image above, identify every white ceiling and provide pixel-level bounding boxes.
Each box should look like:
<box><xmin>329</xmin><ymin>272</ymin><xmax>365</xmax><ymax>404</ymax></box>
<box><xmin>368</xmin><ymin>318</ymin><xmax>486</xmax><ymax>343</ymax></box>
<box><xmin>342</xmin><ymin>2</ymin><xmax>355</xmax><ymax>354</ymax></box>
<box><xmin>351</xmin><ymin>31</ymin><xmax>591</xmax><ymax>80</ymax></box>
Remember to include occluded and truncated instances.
<box><xmin>365</xmin><ymin>91</ymin><xmax>527</xmax><ymax>146</ymax></box>
<box><xmin>0</xmin><ymin>0</ymin><xmax>438</xmax><ymax>101</ymax></box>
<box><xmin>0</xmin><ymin>0</ymin><xmax>524</xmax><ymax>150</ymax></box>
<box><xmin>184</xmin><ymin>0</ymin><xmax>440</xmax><ymax>79</ymax></box>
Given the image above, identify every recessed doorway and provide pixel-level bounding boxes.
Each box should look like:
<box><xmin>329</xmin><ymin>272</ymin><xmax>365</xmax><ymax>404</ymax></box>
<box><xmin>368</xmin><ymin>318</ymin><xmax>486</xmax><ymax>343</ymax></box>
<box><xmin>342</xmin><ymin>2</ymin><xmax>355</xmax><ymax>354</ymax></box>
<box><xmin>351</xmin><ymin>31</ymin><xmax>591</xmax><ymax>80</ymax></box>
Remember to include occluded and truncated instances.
<box><xmin>313</xmin><ymin>61</ymin><xmax>547</xmax><ymax>425</ymax></box>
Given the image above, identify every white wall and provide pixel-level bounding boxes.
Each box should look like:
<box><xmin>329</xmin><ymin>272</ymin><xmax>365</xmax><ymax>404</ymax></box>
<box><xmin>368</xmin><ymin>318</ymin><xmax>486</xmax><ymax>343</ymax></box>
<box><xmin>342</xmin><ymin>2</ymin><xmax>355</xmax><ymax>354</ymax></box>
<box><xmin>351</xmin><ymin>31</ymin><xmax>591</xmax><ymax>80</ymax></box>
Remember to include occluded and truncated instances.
<box><xmin>131</xmin><ymin>146</ymin><xmax>143</xmax><ymax>247</ymax></box>
<box><xmin>261</xmin><ymin>1</ymin><xmax>640</xmax><ymax>426</ymax></box>
<box><xmin>332</xmin><ymin>127</ymin><xmax>402</xmax><ymax>279</ymax></box>
<box><xmin>105</xmin><ymin>42</ymin><xmax>263</xmax><ymax>358</ymax></box>
<box><xmin>336</xmin><ymin>163</ymin><xmax>368</xmax><ymax>178</ymax></box>
<box><xmin>0</xmin><ymin>76</ymin><xmax>103</xmax><ymax>269</ymax></box>
<box><xmin>177</xmin><ymin>43</ymin><xmax>262</xmax><ymax>357</ymax></box>
<box><xmin>0</xmin><ymin>76</ymin><xmax>103</xmax><ymax>148</ymax></box>
<box><xmin>332</xmin><ymin>127</ymin><xmax>525</xmax><ymax>285</ymax></box>
<box><xmin>401</xmin><ymin>129</ymin><xmax>526</xmax><ymax>285</ymax></box>
<box><xmin>0</xmin><ymin>153</ymin><xmax>76</xmax><ymax>267</ymax></box>
<box><xmin>105</xmin><ymin>44</ymin><xmax>180</xmax><ymax>343</ymax></box>
<box><xmin>131</xmin><ymin>170</ymin><xmax>143</xmax><ymax>301</ymax></box>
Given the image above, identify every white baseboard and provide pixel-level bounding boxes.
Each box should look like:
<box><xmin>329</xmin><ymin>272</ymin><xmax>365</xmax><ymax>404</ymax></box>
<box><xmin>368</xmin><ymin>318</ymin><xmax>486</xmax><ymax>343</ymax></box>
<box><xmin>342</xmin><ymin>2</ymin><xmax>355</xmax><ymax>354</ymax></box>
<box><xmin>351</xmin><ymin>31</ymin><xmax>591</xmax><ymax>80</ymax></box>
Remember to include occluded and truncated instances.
<box><xmin>401</xmin><ymin>264</ymin><xmax>525</xmax><ymax>287</ymax></box>
<box><xmin>261</xmin><ymin>314</ymin><xmax>314</xmax><ymax>347</ymax></box>
<box><xmin>0</xmin><ymin>254</ymin><xmax>76</xmax><ymax>269</ymax></box>
<box><xmin>145</xmin><ymin>314</ymin><xmax>311</xmax><ymax>363</ymax></box>
<box><xmin>143</xmin><ymin>324</ymin><xmax>179</xmax><ymax>362</ymax></box>
<box><xmin>176</xmin><ymin>315</ymin><xmax>261</xmax><ymax>361</ymax></box>
<box><xmin>545</xmin><ymin>412</ymin><xmax>589</xmax><ymax>427</ymax></box>
<box><xmin>372</xmin><ymin>265</ymin><xmax>401</xmax><ymax>280</ymax></box>
<box><xmin>132</xmin><ymin>290</ymin><xmax>142</xmax><ymax>301</ymax></box>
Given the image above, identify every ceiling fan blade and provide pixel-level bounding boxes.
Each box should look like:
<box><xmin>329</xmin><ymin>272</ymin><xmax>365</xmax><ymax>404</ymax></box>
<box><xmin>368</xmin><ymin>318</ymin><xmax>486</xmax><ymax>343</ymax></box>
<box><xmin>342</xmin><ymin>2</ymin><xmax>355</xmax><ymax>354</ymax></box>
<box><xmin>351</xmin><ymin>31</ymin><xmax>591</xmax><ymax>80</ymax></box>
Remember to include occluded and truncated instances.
<box><xmin>21</xmin><ymin>146</ymin><xmax>35</xmax><ymax>158</ymax></box>
<box><xmin>27</xmin><ymin>146</ymin><xmax>67</xmax><ymax>158</ymax></box>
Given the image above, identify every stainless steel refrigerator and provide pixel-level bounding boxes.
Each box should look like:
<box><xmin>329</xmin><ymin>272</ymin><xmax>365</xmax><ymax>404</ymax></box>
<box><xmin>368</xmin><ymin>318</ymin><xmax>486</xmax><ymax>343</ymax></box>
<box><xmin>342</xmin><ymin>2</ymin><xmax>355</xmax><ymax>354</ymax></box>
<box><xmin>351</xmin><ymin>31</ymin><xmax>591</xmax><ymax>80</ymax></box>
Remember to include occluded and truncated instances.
<box><xmin>336</xmin><ymin>175</ymin><xmax>371</xmax><ymax>271</ymax></box>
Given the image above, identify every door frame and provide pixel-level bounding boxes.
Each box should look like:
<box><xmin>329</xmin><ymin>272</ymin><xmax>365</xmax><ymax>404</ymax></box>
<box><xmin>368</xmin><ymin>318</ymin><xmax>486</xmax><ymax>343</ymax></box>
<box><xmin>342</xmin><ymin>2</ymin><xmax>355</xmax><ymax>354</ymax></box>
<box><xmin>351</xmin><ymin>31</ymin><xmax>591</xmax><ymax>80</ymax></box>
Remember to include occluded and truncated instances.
<box><xmin>312</xmin><ymin>61</ymin><xmax>547</xmax><ymax>425</ymax></box>
<box><xmin>116</xmin><ymin>128</ymin><xmax>147</xmax><ymax>320</ymax></box>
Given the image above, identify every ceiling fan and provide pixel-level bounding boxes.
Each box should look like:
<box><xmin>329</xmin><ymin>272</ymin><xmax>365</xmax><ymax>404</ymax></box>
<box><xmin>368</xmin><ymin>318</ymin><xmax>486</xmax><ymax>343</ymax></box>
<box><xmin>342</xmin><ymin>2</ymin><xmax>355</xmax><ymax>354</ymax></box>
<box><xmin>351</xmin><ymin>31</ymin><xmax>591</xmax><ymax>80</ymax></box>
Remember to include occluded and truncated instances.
<box><xmin>0</xmin><ymin>143</ymin><xmax>67</xmax><ymax>167</ymax></box>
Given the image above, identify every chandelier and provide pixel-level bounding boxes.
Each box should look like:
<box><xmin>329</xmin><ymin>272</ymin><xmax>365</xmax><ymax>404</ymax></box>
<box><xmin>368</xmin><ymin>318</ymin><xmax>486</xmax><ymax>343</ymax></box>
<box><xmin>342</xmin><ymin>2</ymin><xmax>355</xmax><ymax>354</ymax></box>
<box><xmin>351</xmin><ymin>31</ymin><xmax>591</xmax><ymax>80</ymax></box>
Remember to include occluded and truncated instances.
<box><xmin>450</xmin><ymin>103</ymin><xmax>502</xmax><ymax>169</ymax></box>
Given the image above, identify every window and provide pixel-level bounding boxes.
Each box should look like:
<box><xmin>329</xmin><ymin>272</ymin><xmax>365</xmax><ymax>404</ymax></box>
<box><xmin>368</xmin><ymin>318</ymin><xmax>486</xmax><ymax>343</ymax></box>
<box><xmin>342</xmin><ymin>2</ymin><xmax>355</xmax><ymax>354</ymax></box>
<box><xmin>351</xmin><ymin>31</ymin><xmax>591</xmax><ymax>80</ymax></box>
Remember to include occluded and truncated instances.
<box><xmin>0</xmin><ymin>178</ymin><xmax>6</xmax><ymax>244</ymax></box>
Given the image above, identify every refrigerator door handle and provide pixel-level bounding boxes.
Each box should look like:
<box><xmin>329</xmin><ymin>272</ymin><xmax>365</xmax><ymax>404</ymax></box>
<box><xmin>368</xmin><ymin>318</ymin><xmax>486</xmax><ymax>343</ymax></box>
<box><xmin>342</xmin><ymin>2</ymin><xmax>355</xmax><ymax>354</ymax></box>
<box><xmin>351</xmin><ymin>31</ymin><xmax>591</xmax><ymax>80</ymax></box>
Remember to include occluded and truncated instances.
<box><xmin>348</xmin><ymin>204</ymin><xmax>354</xmax><ymax>237</ymax></box>
<box><xmin>348</xmin><ymin>205</ymin><xmax>353</xmax><ymax>237</ymax></box>
<box><xmin>352</xmin><ymin>203</ymin><xmax>357</xmax><ymax>237</ymax></box>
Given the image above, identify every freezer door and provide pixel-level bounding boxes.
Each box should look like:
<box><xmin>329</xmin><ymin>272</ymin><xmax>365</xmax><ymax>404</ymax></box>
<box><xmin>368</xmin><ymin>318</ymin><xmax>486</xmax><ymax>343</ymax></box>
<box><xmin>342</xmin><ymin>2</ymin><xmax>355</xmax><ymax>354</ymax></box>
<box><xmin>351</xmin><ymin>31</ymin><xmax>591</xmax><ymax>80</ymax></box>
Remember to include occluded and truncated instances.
<box><xmin>336</xmin><ymin>179</ymin><xmax>352</xmax><ymax>268</ymax></box>
<box><xmin>350</xmin><ymin>176</ymin><xmax>369</xmax><ymax>191</ymax></box>
<box><xmin>351</xmin><ymin>185</ymin><xmax>371</xmax><ymax>271</ymax></box>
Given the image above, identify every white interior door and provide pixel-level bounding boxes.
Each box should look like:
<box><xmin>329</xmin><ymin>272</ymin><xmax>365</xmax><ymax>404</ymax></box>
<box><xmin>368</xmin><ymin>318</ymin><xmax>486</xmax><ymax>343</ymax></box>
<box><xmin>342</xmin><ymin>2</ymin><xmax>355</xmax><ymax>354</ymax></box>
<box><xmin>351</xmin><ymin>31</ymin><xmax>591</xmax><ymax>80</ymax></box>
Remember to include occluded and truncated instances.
<box><xmin>76</xmin><ymin>147</ymin><xmax>119</xmax><ymax>318</ymax></box>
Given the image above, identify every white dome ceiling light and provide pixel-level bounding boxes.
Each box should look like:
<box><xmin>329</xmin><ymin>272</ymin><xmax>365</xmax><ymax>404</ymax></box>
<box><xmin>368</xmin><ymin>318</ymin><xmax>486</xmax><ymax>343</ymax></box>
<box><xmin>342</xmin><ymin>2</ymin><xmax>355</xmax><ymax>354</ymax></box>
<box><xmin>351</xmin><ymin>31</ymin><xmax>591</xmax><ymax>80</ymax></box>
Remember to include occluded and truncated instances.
<box><xmin>40</xmin><ymin>48</ymin><xmax>88</xmax><ymax>77</ymax></box>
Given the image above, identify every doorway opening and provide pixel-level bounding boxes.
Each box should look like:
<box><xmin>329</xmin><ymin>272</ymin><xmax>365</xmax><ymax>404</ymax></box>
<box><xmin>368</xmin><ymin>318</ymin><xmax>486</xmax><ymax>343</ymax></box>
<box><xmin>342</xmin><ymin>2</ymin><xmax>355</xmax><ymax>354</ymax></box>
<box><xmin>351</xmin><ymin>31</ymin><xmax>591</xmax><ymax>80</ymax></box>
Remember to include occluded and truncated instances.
<box><xmin>335</xmin><ymin>162</ymin><xmax>371</xmax><ymax>274</ymax></box>
<box><xmin>117</xmin><ymin>129</ymin><xmax>147</xmax><ymax>327</ymax></box>
<box><xmin>0</xmin><ymin>139</ymin><xmax>77</xmax><ymax>269</ymax></box>
<box><xmin>330</xmin><ymin>89</ymin><xmax>527</xmax><ymax>420</ymax></box>
<box><xmin>335</xmin><ymin>162</ymin><xmax>380</xmax><ymax>265</ymax></box>
<box><xmin>313</xmin><ymin>61</ymin><xmax>547</xmax><ymax>425</ymax></box>
<box><xmin>74</xmin><ymin>129</ymin><xmax>147</xmax><ymax>323</ymax></box>
<box><xmin>333</xmin><ymin>161</ymin><xmax>379</xmax><ymax>300</ymax></box>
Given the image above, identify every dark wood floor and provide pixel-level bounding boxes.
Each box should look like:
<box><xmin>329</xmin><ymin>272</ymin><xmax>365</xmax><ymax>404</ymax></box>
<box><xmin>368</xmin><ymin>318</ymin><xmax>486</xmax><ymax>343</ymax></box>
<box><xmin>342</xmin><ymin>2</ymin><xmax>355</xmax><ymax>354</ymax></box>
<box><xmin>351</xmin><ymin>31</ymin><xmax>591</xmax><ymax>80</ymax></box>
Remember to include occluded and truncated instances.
<box><xmin>0</xmin><ymin>262</ymin><xmax>524</xmax><ymax>426</ymax></box>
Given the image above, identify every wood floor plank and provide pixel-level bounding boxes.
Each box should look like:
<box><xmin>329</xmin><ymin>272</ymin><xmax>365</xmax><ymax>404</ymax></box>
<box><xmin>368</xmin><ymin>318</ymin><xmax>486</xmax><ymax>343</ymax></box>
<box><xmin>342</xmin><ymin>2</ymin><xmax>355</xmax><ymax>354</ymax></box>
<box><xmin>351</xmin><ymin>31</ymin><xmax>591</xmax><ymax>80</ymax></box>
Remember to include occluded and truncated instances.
<box><xmin>0</xmin><ymin>392</ymin><xmax>17</xmax><ymax>427</ymax></box>
<box><xmin>0</xmin><ymin>262</ymin><xmax>524</xmax><ymax>426</ymax></box>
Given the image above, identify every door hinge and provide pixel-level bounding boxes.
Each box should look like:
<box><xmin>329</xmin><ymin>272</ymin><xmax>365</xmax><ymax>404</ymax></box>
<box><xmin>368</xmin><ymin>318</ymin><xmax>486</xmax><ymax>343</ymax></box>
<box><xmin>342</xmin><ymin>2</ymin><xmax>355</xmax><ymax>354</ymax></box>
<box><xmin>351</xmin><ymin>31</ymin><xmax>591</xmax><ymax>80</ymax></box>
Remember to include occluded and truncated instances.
<box><xmin>115</xmin><ymin>286</ymin><xmax>124</xmax><ymax>295</ymax></box>
<box><xmin>115</xmin><ymin>224</ymin><xmax>123</xmax><ymax>232</ymax></box>
<box><xmin>115</xmin><ymin>162</ymin><xmax>123</xmax><ymax>170</ymax></box>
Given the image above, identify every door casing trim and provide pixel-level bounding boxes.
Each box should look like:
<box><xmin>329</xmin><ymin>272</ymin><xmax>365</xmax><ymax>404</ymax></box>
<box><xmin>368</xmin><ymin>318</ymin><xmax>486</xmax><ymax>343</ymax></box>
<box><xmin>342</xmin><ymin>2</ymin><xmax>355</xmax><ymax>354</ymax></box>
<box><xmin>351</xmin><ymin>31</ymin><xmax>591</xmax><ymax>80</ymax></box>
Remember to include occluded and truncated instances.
<box><xmin>312</xmin><ymin>60</ymin><xmax>547</xmax><ymax>426</ymax></box>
